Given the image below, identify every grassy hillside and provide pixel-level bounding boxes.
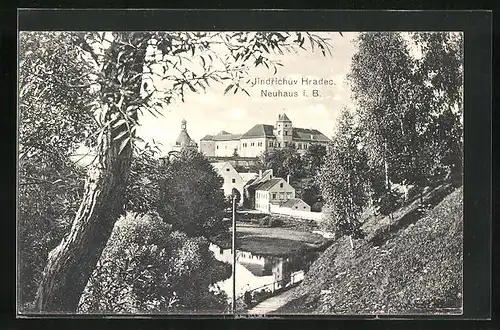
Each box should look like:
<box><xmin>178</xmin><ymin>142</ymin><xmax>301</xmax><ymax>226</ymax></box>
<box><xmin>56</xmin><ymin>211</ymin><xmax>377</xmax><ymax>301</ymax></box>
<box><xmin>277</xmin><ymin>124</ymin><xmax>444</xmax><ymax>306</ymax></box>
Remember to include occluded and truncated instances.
<box><xmin>275</xmin><ymin>186</ymin><xmax>463</xmax><ymax>315</ymax></box>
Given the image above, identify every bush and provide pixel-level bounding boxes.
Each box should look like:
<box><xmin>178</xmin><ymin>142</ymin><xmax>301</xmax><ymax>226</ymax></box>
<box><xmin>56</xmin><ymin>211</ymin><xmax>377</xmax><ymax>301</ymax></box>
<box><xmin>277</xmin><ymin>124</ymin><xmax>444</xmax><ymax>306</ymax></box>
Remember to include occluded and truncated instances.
<box><xmin>258</xmin><ymin>216</ymin><xmax>270</xmax><ymax>227</ymax></box>
<box><xmin>269</xmin><ymin>218</ymin><xmax>284</xmax><ymax>228</ymax></box>
<box><xmin>78</xmin><ymin>212</ymin><xmax>231</xmax><ymax>313</ymax></box>
<box><xmin>311</xmin><ymin>201</ymin><xmax>324</xmax><ymax>212</ymax></box>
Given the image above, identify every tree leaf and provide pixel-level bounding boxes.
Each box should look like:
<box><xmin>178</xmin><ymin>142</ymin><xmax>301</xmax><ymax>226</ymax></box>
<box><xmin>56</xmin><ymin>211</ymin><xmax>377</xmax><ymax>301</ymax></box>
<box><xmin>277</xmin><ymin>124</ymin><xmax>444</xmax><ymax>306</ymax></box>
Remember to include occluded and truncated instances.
<box><xmin>118</xmin><ymin>136</ymin><xmax>130</xmax><ymax>155</ymax></box>
<box><xmin>224</xmin><ymin>84</ymin><xmax>234</xmax><ymax>95</ymax></box>
<box><xmin>114</xmin><ymin>130</ymin><xmax>128</xmax><ymax>142</ymax></box>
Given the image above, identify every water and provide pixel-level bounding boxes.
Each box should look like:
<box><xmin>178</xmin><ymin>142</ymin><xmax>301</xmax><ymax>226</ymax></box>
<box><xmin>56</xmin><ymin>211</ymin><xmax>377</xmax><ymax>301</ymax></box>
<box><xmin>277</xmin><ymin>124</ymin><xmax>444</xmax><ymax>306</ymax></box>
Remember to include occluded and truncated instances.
<box><xmin>209</xmin><ymin>243</ymin><xmax>312</xmax><ymax>300</ymax></box>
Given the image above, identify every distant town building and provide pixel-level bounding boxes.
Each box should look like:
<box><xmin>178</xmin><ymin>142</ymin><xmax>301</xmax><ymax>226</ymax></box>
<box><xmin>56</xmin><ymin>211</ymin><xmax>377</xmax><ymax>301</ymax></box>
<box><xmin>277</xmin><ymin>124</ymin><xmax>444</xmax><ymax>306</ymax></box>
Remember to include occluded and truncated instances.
<box><xmin>172</xmin><ymin>119</ymin><xmax>198</xmax><ymax>152</ymax></box>
<box><xmin>210</xmin><ymin>161</ymin><xmax>258</xmax><ymax>204</ymax></box>
<box><xmin>200</xmin><ymin>113</ymin><xmax>330</xmax><ymax>157</ymax></box>
<box><xmin>279</xmin><ymin>198</ymin><xmax>311</xmax><ymax>212</ymax></box>
<box><xmin>253</xmin><ymin>174</ymin><xmax>296</xmax><ymax>213</ymax></box>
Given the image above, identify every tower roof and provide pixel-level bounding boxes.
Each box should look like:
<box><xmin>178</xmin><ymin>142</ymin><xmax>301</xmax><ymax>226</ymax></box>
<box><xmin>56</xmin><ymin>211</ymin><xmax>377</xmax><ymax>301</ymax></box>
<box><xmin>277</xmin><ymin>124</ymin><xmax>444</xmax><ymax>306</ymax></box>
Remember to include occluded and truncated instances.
<box><xmin>278</xmin><ymin>113</ymin><xmax>291</xmax><ymax>121</ymax></box>
<box><xmin>175</xmin><ymin>131</ymin><xmax>197</xmax><ymax>147</ymax></box>
<box><xmin>175</xmin><ymin>119</ymin><xmax>197</xmax><ymax>147</ymax></box>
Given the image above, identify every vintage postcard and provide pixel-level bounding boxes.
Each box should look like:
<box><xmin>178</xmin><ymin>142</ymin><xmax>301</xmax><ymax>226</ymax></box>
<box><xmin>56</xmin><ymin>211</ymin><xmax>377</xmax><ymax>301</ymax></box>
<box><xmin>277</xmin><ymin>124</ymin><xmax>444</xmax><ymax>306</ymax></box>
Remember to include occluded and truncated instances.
<box><xmin>18</xmin><ymin>25</ymin><xmax>468</xmax><ymax>317</ymax></box>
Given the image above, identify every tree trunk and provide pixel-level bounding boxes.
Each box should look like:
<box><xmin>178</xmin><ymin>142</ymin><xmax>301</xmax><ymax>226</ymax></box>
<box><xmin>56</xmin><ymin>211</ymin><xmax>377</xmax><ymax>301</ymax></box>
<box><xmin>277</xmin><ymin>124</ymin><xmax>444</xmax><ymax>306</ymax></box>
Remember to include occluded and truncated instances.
<box><xmin>35</xmin><ymin>122</ymin><xmax>133</xmax><ymax>312</ymax></box>
<box><xmin>384</xmin><ymin>140</ymin><xmax>390</xmax><ymax>190</ymax></box>
<box><xmin>34</xmin><ymin>32</ymin><xmax>147</xmax><ymax>312</ymax></box>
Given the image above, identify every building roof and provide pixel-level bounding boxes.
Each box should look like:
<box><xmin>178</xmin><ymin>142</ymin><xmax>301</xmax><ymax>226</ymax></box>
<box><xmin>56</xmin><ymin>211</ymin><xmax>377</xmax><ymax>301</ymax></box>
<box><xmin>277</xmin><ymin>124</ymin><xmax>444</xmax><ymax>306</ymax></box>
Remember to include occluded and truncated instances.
<box><xmin>200</xmin><ymin>114</ymin><xmax>331</xmax><ymax>143</ymax></box>
<box><xmin>201</xmin><ymin>131</ymin><xmax>241</xmax><ymax>141</ymax></box>
<box><xmin>280</xmin><ymin>198</ymin><xmax>309</xmax><ymax>208</ymax></box>
<box><xmin>241</xmin><ymin>124</ymin><xmax>276</xmax><ymax>139</ymax></box>
<box><xmin>278</xmin><ymin>113</ymin><xmax>291</xmax><ymax>121</ymax></box>
<box><xmin>175</xmin><ymin>130</ymin><xmax>198</xmax><ymax>147</ymax></box>
<box><xmin>239</xmin><ymin>172</ymin><xmax>258</xmax><ymax>184</ymax></box>
<box><xmin>254</xmin><ymin>178</ymin><xmax>283</xmax><ymax>191</ymax></box>
<box><xmin>246</xmin><ymin>169</ymin><xmax>274</xmax><ymax>188</ymax></box>
<box><xmin>292</xmin><ymin>127</ymin><xmax>330</xmax><ymax>142</ymax></box>
<box><xmin>210</xmin><ymin>162</ymin><xmax>231</xmax><ymax>174</ymax></box>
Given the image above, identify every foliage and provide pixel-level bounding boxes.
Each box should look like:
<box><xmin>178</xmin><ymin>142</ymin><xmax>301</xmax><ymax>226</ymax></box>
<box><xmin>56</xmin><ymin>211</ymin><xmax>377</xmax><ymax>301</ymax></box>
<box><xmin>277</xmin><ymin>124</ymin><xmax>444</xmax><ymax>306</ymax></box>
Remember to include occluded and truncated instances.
<box><xmin>156</xmin><ymin>148</ymin><xmax>227</xmax><ymax>238</ymax></box>
<box><xmin>346</xmin><ymin>32</ymin><xmax>463</xmax><ymax>220</ymax></box>
<box><xmin>18</xmin><ymin>31</ymin><xmax>98</xmax><ymax>306</ymax></box>
<box><xmin>78</xmin><ymin>212</ymin><xmax>231</xmax><ymax>313</ymax></box>
<box><xmin>294</xmin><ymin>177</ymin><xmax>323</xmax><ymax>210</ymax></box>
<box><xmin>376</xmin><ymin>188</ymin><xmax>404</xmax><ymax>217</ymax></box>
<box><xmin>259</xmin><ymin>144</ymin><xmax>305</xmax><ymax>181</ymax></box>
<box><xmin>319</xmin><ymin>109</ymin><xmax>370</xmax><ymax>240</ymax></box>
<box><xmin>303</xmin><ymin>144</ymin><xmax>327</xmax><ymax>176</ymax></box>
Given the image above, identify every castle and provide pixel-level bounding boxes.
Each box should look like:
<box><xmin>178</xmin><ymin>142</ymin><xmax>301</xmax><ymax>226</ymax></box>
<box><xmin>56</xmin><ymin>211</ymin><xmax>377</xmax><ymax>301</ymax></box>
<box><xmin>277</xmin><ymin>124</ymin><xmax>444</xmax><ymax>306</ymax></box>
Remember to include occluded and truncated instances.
<box><xmin>199</xmin><ymin>113</ymin><xmax>330</xmax><ymax>158</ymax></box>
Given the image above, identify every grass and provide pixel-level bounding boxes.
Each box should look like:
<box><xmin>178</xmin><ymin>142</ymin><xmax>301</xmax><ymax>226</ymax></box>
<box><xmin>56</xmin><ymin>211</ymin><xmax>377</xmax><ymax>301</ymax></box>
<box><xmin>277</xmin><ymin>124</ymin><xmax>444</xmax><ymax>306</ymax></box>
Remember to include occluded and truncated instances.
<box><xmin>274</xmin><ymin>186</ymin><xmax>463</xmax><ymax>315</ymax></box>
<box><xmin>211</xmin><ymin>223</ymin><xmax>329</xmax><ymax>256</ymax></box>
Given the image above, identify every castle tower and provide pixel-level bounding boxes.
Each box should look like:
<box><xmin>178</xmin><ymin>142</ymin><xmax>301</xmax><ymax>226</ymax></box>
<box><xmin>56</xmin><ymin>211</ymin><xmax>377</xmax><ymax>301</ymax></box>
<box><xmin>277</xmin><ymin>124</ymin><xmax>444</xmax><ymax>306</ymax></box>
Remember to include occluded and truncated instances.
<box><xmin>172</xmin><ymin>119</ymin><xmax>198</xmax><ymax>152</ymax></box>
<box><xmin>275</xmin><ymin>112</ymin><xmax>293</xmax><ymax>147</ymax></box>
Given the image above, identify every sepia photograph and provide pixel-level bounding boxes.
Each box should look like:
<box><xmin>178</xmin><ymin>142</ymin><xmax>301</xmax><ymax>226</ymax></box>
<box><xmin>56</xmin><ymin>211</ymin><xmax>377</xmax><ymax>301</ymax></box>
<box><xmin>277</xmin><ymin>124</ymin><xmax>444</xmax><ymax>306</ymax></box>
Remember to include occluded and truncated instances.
<box><xmin>17</xmin><ymin>29</ymin><xmax>464</xmax><ymax>316</ymax></box>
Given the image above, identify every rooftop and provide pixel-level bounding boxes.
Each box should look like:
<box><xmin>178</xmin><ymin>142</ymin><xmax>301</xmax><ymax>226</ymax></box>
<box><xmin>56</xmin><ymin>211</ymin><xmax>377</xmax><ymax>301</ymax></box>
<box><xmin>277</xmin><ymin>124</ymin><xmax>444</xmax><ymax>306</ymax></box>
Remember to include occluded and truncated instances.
<box><xmin>240</xmin><ymin>124</ymin><xmax>275</xmax><ymax>139</ymax></box>
<box><xmin>254</xmin><ymin>178</ymin><xmax>283</xmax><ymax>191</ymax></box>
<box><xmin>280</xmin><ymin>198</ymin><xmax>309</xmax><ymax>208</ymax></box>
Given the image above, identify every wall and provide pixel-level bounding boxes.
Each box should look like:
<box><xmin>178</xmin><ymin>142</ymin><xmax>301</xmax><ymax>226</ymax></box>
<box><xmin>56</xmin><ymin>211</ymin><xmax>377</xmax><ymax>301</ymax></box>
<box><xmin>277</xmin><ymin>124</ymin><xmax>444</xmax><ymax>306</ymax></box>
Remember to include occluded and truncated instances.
<box><xmin>267</xmin><ymin>179</ymin><xmax>295</xmax><ymax>204</ymax></box>
<box><xmin>255</xmin><ymin>191</ymin><xmax>270</xmax><ymax>212</ymax></box>
<box><xmin>200</xmin><ymin>140</ymin><xmax>216</xmax><ymax>156</ymax></box>
<box><xmin>214</xmin><ymin>162</ymin><xmax>245</xmax><ymax>203</ymax></box>
<box><xmin>215</xmin><ymin>139</ymin><xmax>241</xmax><ymax>157</ymax></box>
<box><xmin>239</xmin><ymin>137</ymin><xmax>268</xmax><ymax>157</ymax></box>
<box><xmin>269</xmin><ymin>204</ymin><xmax>324</xmax><ymax>221</ymax></box>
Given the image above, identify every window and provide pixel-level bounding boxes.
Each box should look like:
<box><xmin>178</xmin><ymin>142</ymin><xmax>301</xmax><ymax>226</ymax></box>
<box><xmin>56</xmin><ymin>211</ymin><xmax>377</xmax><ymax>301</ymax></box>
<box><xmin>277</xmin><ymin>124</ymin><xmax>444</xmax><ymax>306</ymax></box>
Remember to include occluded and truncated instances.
<box><xmin>269</xmin><ymin>141</ymin><xmax>273</xmax><ymax>147</ymax></box>
<box><xmin>258</xmin><ymin>142</ymin><xmax>262</xmax><ymax>147</ymax></box>
<box><xmin>243</xmin><ymin>143</ymin><xmax>247</xmax><ymax>147</ymax></box>
<box><xmin>279</xmin><ymin>192</ymin><xmax>285</xmax><ymax>199</ymax></box>
<box><xmin>287</xmin><ymin>192</ymin><xmax>292</xmax><ymax>198</ymax></box>
<box><xmin>251</xmin><ymin>142</ymin><xmax>255</xmax><ymax>146</ymax></box>
<box><xmin>226</xmin><ymin>168</ymin><xmax>230</xmax><ymax>172</ymax></box>
<box><xmin>276</xmin><ymin>142</ymin><xmax>280</xmax><ymax>148</ymax></box>
<box><xmin>216</xmin><ymin>146</ymin><xmax>219</xmax><ymax>149</ymax></box>
<box><xmin>285</xmin><ymin>131</ymin><xmax>288</xmax><ymax>135</ymax></box>
<box><xmin>280</xmin><ymin>183</ymin><xmax>284</xmax><ymax>188</ymax></box>
<box><xmin>232</xmin><ymin>178</ymin><xmax>236</xmax><ymax>183</ymax></box>
<box><xmin>272</xmin><ymin>193</ymin><xmax>277</xmax><ymax>199</ymax></box>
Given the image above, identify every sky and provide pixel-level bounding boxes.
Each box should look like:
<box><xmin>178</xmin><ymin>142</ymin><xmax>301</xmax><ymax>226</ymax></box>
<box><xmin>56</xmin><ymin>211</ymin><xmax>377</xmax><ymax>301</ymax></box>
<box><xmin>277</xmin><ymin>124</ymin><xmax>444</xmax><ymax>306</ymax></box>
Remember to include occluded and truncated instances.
<box><xmin>135</xmin><ymin>32</ymin><xmax>359</xmax><ymax>155</ymax></box>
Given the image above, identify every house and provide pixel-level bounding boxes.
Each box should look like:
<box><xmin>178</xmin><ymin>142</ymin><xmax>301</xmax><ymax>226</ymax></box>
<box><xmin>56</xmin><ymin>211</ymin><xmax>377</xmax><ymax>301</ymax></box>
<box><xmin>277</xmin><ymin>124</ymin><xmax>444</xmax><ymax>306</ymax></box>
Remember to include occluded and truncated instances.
<box><xmin>210</xmin><ymin>161</ymin><xmax>258</xmax><ymax>204</ymax></box>
<box><xmin>279</xmin><ymin>198</ymin><xmax>311</xmax><ymax>212</ymax></box>
<box><xmin>200</xmin><ymin>113</ymin><xmax>330</xmax><ymax>157</ymax></box>
<box><xmin>243</xmin><ymin>169</ymin><xmax>275</xmax><ymax>209</ymax></box>
<box><xmin>254</xmin><ymin>176</ymin><xmax>295</xmax><ymax>213</ymax></box>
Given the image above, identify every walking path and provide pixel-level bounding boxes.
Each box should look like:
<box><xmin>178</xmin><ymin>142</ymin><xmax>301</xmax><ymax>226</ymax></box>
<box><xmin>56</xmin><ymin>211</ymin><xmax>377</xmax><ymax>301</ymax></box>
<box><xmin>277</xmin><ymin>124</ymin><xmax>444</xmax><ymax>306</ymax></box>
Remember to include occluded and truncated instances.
<box><xmin>246</xmin><ymin>285</ymin><xmax>300</xmax><ymax>315</ymax></box>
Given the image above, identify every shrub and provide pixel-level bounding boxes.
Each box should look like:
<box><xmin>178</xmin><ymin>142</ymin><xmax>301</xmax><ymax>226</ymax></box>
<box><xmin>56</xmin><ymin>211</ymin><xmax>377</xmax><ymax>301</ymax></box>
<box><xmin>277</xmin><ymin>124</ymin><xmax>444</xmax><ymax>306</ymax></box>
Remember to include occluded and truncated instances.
<box><xmin>269</xmin><ymin>218</ymin><xmax>284</xmax><ymax>228</ymax></box>
<box><xmin>259</xmin><ymin>216</ymin><xmax>271</xmax><ymax>227</ymax></box>
<box><xmin>78</xmin><ymin>212</ymin><xmax>231</xmax><ymax>313</ymax></box>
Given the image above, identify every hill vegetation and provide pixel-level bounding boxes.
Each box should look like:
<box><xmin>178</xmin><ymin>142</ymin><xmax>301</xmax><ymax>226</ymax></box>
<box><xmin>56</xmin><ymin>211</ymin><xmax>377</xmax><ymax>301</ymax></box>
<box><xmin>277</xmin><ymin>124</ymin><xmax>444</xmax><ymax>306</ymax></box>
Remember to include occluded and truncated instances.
<box><xmin>275</xmin><ymin>186</ymin><xmax>463</xmax><ymax>315</ymax></box>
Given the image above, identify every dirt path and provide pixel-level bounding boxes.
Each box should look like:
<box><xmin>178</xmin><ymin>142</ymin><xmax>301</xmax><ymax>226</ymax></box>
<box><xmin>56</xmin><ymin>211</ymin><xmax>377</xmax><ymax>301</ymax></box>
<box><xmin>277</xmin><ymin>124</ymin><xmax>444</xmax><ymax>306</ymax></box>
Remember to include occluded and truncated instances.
<box><xmin>246</xmin><ymin>286</ymin><xmax>300</xmax><ymax>315</ymax></box>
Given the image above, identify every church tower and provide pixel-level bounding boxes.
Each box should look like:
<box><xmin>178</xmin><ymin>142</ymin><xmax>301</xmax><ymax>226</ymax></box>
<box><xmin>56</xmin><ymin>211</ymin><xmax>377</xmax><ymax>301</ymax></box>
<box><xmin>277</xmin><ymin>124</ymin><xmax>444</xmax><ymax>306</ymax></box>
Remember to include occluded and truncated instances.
<box><xmin>275</xmin><ymin>112</ymin><xmax>293</xmax><ymax>147</ymax></box>
<box><xmin>172</xmin><ymin>119</ymin><xmax>198</xmax><ymax>152</ymax></box>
